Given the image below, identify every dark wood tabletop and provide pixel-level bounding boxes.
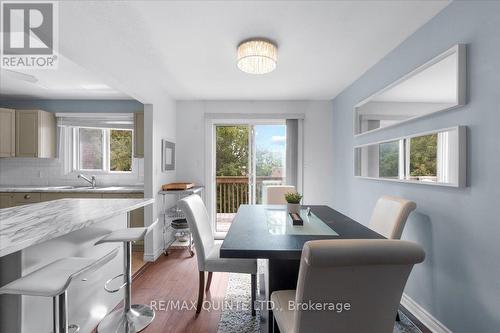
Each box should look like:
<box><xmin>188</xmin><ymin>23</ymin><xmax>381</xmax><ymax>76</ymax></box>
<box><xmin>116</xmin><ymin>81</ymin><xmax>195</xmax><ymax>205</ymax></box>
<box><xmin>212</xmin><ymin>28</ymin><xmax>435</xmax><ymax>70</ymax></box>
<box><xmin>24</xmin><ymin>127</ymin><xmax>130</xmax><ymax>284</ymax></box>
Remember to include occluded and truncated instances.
<box><xmin>220</xmin><ymin>204</ymin><xmax>384</xmax><ymax>260</ymax></box>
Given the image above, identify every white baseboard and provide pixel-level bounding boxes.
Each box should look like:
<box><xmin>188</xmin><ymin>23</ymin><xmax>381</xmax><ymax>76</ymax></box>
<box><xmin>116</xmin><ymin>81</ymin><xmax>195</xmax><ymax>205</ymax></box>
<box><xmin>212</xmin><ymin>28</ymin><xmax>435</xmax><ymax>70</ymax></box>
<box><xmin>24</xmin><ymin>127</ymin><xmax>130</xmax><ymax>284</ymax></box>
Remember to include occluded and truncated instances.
<box><xmin>401</xmin><ymin>293</ymin><xmax>453</xmax><ymax>333</ymax></box>
<box><xmin>144</xmin><ymin>246</ymin><xmax>163</xmax><ymax>262</ymax></box>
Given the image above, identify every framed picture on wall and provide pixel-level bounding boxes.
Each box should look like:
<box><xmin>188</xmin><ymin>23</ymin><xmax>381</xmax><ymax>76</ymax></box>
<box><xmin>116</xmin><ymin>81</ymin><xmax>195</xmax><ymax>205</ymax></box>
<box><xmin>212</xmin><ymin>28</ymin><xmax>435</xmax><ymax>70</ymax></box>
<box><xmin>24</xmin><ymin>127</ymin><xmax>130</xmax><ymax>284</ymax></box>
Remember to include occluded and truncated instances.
<box><xmin>162</xmin><ymin>139</ymin><xmax>175</xmax><ymax>172</ymax></box>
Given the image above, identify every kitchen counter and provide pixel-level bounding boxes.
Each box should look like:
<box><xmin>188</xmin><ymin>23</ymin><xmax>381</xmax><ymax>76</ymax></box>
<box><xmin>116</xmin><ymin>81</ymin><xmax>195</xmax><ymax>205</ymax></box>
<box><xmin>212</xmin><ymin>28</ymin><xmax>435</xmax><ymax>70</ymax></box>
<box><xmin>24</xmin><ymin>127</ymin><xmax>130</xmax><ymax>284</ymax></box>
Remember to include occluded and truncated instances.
<box><xmin>0</xmin><ymin>198</ymin><xmax>153</xmax><ymax>257</ymax></box>
<box><xmin>0</xmin><ymin>185</ymin><xmax>144</xmax><ymax>193</ymax></box>
<box><xmin>0</xmin><ymin>197</ymin><xmax>154</xmax><ymax>333</ymax></box>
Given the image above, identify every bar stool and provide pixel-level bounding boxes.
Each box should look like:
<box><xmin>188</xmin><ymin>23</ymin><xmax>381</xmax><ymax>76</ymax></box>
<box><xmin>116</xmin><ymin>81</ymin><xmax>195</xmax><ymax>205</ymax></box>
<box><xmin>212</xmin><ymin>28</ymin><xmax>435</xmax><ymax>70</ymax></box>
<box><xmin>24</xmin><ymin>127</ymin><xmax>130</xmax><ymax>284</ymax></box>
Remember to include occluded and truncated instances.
<box><xmin>96</xmin><ymin>220</ymin><xmax>158</xmax><ymax>333</ymax></box>
<box><xmin>0</xmin><ymin>248</ymin><xmax>119</xmax><ymax>333</ymax></box>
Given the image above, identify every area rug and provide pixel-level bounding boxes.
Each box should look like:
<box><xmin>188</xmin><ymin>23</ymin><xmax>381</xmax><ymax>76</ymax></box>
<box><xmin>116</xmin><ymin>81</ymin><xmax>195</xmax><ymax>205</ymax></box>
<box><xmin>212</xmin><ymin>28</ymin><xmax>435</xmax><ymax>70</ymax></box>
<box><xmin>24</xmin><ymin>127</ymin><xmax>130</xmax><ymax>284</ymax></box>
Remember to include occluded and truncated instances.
<box><xmin>217</xmin><ymin>273</ymin><xmax>422</xmax><ymax>333</ymax></box>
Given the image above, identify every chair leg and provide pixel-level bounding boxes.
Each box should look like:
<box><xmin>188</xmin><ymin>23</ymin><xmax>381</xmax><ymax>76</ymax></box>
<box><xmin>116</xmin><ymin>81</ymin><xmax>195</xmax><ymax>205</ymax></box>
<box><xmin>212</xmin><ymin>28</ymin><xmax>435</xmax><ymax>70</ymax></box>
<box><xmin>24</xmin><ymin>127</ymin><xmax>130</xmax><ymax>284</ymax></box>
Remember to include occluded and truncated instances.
<box><xmin>251</xmin><ymin>273</ymin><xmax>256</xmax><ymax>316</ymax></box>
<box><xmin>196</xmin><ymin>271</ymin><xmax>205</xmax><ymax>314</ymax></box>
<box><xmin>205</xmin><ymin>272</ymin><xmax>213</xmax><ymax>292</ymax></box>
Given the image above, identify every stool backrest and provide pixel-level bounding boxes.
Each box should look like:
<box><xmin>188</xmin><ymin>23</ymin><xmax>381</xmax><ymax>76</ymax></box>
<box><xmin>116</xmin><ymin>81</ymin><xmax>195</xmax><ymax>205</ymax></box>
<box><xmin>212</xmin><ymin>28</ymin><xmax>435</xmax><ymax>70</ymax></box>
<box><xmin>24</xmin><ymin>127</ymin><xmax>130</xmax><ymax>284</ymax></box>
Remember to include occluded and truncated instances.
<box><xmin>179</xmin><ymin>195</ymin><xmax>214</xmax><ymax>271</ymax></box>
<box><xmin>369</xmin><ymin>195</ymin><xmax>416</xmax><ymax>239</ymax></box>
<box><xmin>293</xmin><ymin>239</ymin><xmax>425</xmax><ymax>333</ymax></box>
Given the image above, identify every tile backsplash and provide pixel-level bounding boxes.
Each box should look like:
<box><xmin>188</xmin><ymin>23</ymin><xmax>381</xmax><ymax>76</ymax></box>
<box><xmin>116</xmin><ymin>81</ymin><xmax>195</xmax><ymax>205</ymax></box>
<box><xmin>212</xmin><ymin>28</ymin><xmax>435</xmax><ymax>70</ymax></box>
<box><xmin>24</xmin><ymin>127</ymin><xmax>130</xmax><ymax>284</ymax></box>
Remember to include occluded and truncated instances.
<box><xmin>0</xmin><ymin>157</ymin><xmax>144</xmax><ymax>186</ymax></box>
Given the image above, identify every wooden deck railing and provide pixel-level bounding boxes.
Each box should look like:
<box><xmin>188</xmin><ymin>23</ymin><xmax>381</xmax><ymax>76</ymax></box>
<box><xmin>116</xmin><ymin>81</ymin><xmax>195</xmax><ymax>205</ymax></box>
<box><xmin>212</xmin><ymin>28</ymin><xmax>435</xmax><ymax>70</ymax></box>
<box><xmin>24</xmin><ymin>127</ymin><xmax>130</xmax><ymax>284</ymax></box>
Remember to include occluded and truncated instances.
<box><xmin>216</xmin><ymin>176</ymin><xmax>283</xmax><ymax>213</ymax></box>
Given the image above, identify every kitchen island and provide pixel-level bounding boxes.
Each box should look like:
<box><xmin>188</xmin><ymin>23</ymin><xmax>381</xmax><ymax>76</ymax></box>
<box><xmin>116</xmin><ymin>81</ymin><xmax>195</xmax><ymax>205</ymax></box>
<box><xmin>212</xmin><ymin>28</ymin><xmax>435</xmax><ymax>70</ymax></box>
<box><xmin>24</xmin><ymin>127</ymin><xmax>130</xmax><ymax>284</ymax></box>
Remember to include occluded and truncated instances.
<box><xmin>0</xmin><ymin>198</ymin><xmax>154</xmax><ymax>333</ymax></box>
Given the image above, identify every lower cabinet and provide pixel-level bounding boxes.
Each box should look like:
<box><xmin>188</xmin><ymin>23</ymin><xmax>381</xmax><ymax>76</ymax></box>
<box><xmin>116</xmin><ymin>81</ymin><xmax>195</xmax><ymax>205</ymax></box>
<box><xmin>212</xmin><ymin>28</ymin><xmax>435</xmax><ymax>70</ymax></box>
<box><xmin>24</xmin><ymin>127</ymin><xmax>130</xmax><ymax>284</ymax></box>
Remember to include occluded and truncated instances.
<box><xmin>40</xmin><ymin>193</ymin><xmax>103</xmax><ymax>201</ymax></box>
<box><xmin>0</xmin><ymin>194</ymin><xmax>14</xmax><ymax>208</ymax></box>
<box><xmin>13</xmin><ymin>193</ymin><xmax>41</xmax><ymax>206</ymax></box>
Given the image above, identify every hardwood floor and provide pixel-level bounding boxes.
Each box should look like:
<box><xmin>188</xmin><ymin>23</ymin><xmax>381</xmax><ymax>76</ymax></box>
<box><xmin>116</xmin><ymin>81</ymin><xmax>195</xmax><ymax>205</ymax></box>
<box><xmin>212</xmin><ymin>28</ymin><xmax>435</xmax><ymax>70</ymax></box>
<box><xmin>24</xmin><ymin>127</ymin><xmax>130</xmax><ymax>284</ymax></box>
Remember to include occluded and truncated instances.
<box><xmin>132</xmin><ymin>250</ymin><xmax>146</xmax><ymax>276</ymax></box>
<box><xmin>94</xmin><ymin>249</ymin><xmax>229</xmax><ymax>333</ymax></box>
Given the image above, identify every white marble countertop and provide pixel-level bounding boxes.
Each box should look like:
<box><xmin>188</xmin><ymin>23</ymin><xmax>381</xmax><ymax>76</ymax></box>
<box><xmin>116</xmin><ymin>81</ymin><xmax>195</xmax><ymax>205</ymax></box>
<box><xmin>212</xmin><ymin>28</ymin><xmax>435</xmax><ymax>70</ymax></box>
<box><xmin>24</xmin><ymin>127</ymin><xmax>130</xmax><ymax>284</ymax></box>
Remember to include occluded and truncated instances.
<box><xmin>0</xmin><ymin>198</ymin><xmax>154</xmax><ymax>257</ymax></box>
<box><xmin>0</xmin><ymin>185</ymin><xmax>144</xmax><ymax>193</ymax></box>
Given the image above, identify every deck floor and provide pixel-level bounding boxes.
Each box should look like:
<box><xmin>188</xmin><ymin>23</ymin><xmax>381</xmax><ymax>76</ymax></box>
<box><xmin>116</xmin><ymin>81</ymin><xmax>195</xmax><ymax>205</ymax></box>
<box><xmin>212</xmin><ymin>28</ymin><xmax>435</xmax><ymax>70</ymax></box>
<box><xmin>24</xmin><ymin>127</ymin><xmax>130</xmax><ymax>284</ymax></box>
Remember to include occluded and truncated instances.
<box><xmin>216</xmin><ymin>213</ymin><xmax>236</xmax><ymax>232</ymax></box>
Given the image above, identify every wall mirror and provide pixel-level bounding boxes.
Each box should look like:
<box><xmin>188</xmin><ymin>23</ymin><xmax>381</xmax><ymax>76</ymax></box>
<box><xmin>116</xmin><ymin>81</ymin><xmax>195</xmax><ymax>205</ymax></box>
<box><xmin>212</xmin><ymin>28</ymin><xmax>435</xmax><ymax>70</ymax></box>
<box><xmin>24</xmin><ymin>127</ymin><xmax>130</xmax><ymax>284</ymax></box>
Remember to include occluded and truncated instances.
<box><xmin>354</xmin><ymin>44</ymin><xmax>466</xmax><ymax>135</ymax></box>
<box><xmin>354</xmin><ymin>126</ymin><xmax>466</xmax><ymax>187</ymax></box>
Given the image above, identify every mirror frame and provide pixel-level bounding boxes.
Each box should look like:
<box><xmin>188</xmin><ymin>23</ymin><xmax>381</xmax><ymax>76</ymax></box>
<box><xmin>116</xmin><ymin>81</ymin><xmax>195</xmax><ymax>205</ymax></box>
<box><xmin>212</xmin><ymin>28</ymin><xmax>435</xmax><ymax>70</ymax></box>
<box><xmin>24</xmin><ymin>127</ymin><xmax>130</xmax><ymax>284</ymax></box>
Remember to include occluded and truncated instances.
<box><xmin>353</xmin><ymin>126</ymin><xmax>467</xmax><ymax>188</ymax></box>
<box><xmin>353</xmin><ymin>44</ymin><xmax>466</xmax><ymax>136</ymax></box>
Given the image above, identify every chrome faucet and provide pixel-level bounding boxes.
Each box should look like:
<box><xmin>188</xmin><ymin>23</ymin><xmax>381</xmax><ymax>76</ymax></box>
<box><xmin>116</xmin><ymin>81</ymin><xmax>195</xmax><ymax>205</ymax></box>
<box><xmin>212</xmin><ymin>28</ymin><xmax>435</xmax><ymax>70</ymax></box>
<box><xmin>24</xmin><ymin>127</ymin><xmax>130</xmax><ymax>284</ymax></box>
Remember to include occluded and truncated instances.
<box><xmin>78</xmin><ymin>174</ymin><xmax>96</xmax><ymax>188</ymax></box>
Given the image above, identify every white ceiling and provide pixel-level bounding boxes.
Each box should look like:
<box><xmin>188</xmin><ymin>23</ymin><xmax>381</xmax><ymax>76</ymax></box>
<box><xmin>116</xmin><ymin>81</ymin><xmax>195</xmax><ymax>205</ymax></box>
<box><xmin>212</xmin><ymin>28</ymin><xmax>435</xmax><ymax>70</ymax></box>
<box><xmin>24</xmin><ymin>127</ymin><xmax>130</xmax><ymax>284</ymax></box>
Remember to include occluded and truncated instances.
<box><xmin>1</xmin><ymin>1</ymin><xmax>450</xmax><ymax>101</ymax></box>
<box><xmin>0</xmin><ymin>55</ymin><xmax>131</xmax><ymax>100</ymax></box>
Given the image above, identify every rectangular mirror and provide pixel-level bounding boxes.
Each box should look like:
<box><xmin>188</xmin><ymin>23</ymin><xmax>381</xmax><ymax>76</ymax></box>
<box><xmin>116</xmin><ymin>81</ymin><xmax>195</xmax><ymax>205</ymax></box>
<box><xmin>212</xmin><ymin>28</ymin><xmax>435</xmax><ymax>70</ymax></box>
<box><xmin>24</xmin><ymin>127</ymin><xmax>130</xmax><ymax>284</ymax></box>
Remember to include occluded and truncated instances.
<box><xmin>354</xmin><ymin>126</ymin><xmax>466</xmax><ymax>187</ymax></box>
<box><xmin>354</xmin><ymin>44</ymin><xmax>466</xmax><ymax>135</ymax></box>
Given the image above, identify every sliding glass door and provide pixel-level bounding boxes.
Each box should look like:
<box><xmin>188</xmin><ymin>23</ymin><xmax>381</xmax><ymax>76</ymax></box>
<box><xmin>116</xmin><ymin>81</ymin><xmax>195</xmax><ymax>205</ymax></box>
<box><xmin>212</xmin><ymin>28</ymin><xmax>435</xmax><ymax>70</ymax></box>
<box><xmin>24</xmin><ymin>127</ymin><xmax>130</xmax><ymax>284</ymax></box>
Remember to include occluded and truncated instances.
<box><xmin>214</xmin><ymin>123</ymin><xmax>286</xmax><ymax>232</ymax></box>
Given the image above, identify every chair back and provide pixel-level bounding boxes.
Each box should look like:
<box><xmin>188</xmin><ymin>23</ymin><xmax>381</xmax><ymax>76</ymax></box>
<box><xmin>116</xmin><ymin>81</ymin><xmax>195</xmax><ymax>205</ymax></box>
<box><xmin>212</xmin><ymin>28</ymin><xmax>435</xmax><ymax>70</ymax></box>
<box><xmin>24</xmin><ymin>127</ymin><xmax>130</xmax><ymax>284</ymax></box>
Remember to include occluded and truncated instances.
<box><xmin>293</xmin><ymin>239</ymin><xmax>425</xmax><ymax>333</ymax></box>
<box><xmin>266</xmin><ymin>185</ymin><xmax>296</xmax><ymax>204</ymax></box>
<box><xmin>179</xmin><ymin>195</ymin><xmax>214</xmax><ymax>271</ymax></box>
<box><xmin>369</xmin><ymin>195</ymin><xmax>416</xmax><ymax>239</ymax></box>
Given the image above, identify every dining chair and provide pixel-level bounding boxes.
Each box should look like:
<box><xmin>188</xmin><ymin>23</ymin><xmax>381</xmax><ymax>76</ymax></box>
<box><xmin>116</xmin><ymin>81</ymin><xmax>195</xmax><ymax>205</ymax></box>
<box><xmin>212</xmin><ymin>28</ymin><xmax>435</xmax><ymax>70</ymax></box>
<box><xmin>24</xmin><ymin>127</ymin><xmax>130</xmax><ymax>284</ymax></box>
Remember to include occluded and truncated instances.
<box><xmin>179</xmin><ymin>195</ymin><xmax>257</xmax><ymax>315</ymax></box>
<box><xmin>266</xmin><ymin>185</ymin><xmax>296</xmax><ymax>204</ymax></box>
<box><xmin>271</xmin><ymin>239</ymin><xmax>425</xmax><ymax>333</ymax></box>
<box><xmin>369</xmin><ymin>195</ymin><xmax>417</xmax><ymax>239</ymax></box>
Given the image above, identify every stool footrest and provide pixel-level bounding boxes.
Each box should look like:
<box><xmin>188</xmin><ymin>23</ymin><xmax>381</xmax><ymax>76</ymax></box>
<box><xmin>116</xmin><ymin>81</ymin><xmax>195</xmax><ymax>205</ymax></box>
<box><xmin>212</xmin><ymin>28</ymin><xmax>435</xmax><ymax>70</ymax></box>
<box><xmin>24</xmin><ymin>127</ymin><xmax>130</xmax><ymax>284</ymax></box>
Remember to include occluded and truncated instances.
<box><xmin>104</xmin><ymin>273</ymin><xmax>127</xmax><ymax>293</ymax></box>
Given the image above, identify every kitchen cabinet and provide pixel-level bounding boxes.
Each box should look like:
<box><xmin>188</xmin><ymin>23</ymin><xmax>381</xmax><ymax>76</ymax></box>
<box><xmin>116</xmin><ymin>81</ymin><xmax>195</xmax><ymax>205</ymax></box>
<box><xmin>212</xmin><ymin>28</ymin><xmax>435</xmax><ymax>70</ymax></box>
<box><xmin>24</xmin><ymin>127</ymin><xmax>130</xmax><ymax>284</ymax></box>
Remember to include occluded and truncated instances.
<box><xmin>133</xmin><ymin>112</ymin><xmax>144</xmax><ymax>158</ymax></box>
<box><xmin>12</xmin><ymin>193</ymin><xmax>41</xmax><ymax>206</ymax></box>
<box><xmin>0</xmin><ymin>108</ymin><xmax>15</xmax><ymax>157</ymax></box>
<box><xmin>16</xmin><ymin>110</ymin><xmax>56</xmax><ymax>158</ymax></box>
<box><xmin>0</xmin><ymin>193</ymin><xmax>14</xmax><ymax>208</ymax></box>
<box><xmin>40</xmin><ymin>193</ymin><xmax>103</xmax><ymax>201</ymax></box>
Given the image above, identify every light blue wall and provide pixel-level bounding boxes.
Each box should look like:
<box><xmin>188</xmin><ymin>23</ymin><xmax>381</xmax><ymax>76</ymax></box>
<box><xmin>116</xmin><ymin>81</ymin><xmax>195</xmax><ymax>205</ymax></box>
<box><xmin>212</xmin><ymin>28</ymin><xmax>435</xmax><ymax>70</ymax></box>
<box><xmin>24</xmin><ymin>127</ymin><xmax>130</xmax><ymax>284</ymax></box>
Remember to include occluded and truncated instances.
<box><xmin>331</xmin><ymin>2</ymin><xmax>500</xmax><ymax>332</ymax></box>
<box><xmin>0</xmin><ymin>99</ymin><xmax>143</xmax><ymax>113</ymax></box>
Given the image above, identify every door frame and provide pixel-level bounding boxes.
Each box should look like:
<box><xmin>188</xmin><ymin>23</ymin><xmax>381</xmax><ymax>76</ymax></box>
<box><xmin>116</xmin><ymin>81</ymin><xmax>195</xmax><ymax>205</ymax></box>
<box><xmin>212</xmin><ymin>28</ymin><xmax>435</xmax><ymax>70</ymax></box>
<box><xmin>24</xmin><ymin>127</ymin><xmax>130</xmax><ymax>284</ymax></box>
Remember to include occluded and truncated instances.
<box><xmin>205</xmin><ymin>117</ymin><xmax>302</xmax><ymax>238</ymax></box>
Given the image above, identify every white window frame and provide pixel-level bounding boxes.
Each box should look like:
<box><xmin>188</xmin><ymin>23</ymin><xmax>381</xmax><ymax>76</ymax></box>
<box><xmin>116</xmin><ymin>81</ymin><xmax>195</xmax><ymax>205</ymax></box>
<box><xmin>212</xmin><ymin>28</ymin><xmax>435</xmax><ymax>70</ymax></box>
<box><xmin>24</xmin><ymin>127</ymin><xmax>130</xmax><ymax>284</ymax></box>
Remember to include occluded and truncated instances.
<box><xmin>72</xmin><ymin>127</ymin><xmax>134</xmax><ymax>174</ymax></box>
<box><xmin>354</xmin><ymin>126</ymin><xmax>466</xmax><ymax>187</ymax></box>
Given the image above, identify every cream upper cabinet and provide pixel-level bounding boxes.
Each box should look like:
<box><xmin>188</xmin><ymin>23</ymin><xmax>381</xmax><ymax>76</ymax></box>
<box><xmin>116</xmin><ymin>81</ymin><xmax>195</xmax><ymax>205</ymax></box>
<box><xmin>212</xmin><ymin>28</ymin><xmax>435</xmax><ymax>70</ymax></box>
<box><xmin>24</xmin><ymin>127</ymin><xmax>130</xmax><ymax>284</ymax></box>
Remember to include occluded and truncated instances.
<box><xmin>15</xmin><ymin>110</ymin><xmax>56</xmax><ymax>158</ymax></box>
<box><xmin>0</xmin><ymin>108</ymin><xmax>16</xmax><ymax>157</ymax></box>
<box><xmin>134</xmin><ymin>111</ymin><xmax>144</xmax><ymax>158</ymax></box>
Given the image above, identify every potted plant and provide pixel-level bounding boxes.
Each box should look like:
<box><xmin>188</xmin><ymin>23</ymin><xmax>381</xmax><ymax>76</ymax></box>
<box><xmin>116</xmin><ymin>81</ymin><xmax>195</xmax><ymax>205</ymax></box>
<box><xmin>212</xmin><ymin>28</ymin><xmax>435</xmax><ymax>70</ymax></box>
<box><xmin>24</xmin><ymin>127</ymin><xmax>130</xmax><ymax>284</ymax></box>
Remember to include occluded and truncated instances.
<box><xmin>284</xmin><ymin>192</ymin><xmax>302</xmax><ymax>214</ymax></box>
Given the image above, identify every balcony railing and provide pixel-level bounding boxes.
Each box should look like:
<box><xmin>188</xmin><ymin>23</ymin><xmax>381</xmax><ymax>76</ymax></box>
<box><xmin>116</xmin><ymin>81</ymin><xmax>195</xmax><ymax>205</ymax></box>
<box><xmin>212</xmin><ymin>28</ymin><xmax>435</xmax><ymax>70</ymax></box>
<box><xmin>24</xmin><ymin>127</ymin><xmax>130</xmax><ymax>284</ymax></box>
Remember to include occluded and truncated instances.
<box><xmin>216</xmin><ymin>176</ymin><xmax>284</xmax><ymax>214</ymax></box>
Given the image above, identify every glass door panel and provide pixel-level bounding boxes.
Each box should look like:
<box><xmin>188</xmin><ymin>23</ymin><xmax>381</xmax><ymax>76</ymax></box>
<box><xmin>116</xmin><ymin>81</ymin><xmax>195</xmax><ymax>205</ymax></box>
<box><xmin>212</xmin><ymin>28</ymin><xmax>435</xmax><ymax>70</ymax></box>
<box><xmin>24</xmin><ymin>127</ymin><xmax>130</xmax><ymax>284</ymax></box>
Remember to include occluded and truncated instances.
<box><xmin>254</xmin><ymin>124</ymin><xmax>287</xmax><ymax>204</ymax></box>
<box><xmin>215</xmin><ymin>125</ymin><xmax>250</xmax><ymax>232</ymax></box>
<box><xmin>214</xmin><ymin>123</ymin><xmax>287</xmax><ymax>232</ymax></box>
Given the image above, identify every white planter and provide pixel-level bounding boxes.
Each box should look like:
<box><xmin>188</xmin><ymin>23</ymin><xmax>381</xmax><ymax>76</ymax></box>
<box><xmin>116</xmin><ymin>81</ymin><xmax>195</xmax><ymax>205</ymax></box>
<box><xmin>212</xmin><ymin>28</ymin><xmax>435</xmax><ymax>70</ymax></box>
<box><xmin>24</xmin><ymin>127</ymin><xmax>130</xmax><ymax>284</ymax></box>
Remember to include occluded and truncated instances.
<box><xmin>287</xmin><ymin>203</ymin><xmax>300</xmax><ymax>214</ymax></box>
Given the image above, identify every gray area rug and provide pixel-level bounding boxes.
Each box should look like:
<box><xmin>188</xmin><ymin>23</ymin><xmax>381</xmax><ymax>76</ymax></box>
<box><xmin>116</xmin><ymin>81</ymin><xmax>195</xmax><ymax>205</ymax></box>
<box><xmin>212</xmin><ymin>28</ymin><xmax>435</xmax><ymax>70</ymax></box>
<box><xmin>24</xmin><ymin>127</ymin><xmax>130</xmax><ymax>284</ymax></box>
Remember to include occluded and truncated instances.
<box><xmin>217</xmin><ymin>273</ymin><xmax>422</xmax><ymax>333</ymax></box>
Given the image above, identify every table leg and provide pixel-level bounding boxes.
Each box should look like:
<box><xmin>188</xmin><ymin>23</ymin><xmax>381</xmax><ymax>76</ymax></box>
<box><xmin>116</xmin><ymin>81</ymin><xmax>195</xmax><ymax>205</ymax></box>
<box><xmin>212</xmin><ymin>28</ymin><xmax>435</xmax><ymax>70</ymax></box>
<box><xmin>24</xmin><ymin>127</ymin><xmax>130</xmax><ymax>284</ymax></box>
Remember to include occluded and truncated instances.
<box><xmin>260</xmin><ymin>258</ymin><xmax>301</xmax><ymax>333</ymax></box>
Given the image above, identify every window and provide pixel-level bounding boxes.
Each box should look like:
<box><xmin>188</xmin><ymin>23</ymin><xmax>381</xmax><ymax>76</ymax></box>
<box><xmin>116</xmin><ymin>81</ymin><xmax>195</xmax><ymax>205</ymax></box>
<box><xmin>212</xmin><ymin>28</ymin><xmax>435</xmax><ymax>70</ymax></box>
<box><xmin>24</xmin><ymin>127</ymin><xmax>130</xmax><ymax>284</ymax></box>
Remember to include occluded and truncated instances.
<box><xmin>379</xmin><ymin>141</ymin><xmax>400</xmax><ymax>178</ymax></box>
<box><xmin>354</xmin><ymin>127</ymin><xmax>465</xmax><ymax>187</ymax></box>
<box><xmin>73</xmin><ymin>127</ymin><xmax>133</xmax><ymax>173</ymax></box>
<box><xmin>408</xmin><ymin>134</ymin><xmax>437</xmax><ymax>181</ymax></box>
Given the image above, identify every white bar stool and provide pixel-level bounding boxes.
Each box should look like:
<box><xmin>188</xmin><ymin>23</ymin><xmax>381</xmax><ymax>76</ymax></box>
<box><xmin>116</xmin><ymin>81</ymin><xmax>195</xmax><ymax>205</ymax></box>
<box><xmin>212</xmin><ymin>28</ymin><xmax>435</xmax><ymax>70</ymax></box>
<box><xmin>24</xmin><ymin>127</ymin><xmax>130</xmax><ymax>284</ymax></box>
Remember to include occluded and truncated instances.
<box><xmin>96</xmin><ymin>220</ymin><xmax>158</xmax><ymax>333</ymax></box>
<box><xmin>0</xmin><ymin>248</ymin><xmax>119</xmax><ymax>333</ymax></box>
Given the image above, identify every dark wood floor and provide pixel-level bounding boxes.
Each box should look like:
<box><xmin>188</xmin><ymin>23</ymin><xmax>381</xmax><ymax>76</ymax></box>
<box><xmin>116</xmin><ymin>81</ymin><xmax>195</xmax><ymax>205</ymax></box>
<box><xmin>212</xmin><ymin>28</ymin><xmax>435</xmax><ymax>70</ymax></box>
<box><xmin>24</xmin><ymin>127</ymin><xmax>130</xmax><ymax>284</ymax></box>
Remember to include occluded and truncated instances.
<box><xmin>94</xmin><ymin>249</ymin><xmax>229</xmax><ymax>333</ymax></box>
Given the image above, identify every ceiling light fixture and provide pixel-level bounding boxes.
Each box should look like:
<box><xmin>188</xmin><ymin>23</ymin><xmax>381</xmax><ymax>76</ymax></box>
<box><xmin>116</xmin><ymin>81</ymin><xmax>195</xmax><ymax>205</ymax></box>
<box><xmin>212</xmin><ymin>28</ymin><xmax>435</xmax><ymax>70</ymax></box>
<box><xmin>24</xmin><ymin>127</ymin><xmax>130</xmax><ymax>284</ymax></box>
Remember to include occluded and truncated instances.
<box><xmin>237</xmin><ymin>39</ymin><xmax>277</xmax><ymax>74</ymax></box>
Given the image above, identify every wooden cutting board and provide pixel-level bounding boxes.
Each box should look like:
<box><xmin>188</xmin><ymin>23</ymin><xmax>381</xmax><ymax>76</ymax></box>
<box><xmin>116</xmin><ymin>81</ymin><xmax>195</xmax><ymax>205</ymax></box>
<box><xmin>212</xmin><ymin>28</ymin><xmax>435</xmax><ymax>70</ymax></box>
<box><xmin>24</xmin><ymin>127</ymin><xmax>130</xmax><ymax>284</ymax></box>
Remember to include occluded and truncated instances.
<box><xmin>162</xmin><ymin>182</ymin><xmax>195</xmax><ymax>191</ymax></box>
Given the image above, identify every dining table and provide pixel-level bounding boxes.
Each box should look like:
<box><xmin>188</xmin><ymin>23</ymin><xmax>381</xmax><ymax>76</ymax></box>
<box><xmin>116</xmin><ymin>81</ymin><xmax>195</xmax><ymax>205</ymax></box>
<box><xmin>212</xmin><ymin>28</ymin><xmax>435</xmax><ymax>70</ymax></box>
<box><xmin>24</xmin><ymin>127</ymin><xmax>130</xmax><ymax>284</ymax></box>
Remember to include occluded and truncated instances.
<box><xmin>220</xmin><ymin>204</ymin><xmax>385</xmax><ymax>333</ymax></box>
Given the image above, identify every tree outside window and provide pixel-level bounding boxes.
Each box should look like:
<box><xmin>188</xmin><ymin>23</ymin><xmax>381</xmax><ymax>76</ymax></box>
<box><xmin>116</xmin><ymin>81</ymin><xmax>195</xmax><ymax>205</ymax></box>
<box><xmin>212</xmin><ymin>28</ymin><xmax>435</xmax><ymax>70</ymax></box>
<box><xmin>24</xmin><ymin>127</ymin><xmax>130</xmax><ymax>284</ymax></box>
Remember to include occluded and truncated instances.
<box><xmin>75</xmin><ymin>128</ymin><xmax>133</xmax><ymax>173</ymax></box>
<box><xmin>409</xmin><ymin>134</ymin><xmax>437</xmax><ymax>177</ymax></box>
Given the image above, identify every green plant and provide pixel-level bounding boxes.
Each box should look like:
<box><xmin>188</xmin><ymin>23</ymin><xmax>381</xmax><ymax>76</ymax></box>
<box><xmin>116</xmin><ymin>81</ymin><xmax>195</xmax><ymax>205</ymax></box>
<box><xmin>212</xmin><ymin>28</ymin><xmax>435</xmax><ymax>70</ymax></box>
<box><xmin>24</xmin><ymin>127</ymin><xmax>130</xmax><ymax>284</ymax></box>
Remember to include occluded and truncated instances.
<box><xmin>284</xmin><ymin>192</ymin><xmax>302</xmax><ymax>204</ymax></box>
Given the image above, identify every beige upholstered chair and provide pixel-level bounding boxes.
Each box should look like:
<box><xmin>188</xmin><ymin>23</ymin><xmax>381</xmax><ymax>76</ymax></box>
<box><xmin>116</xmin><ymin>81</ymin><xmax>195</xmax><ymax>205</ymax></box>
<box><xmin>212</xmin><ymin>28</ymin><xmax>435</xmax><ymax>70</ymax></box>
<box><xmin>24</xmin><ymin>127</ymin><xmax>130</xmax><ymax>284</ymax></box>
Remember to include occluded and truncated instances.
<box><xmin>266</xmin><ymin>185</ymin><xmax>296</xmax><ymax>204</ymax></box>
<box><xmin>369</xmin><ymin>195</ymin><xmax>417</xmax><ymax>239</ymax></box>
<box><xmin>271</xmin><ymin>239</ymin><xmax>425</xmax><ymax>333</ymax></box>
<box><xmin>179</xmin><ymin>195</ymin><xmax>257</xmax><ymax>315</ymax></box>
